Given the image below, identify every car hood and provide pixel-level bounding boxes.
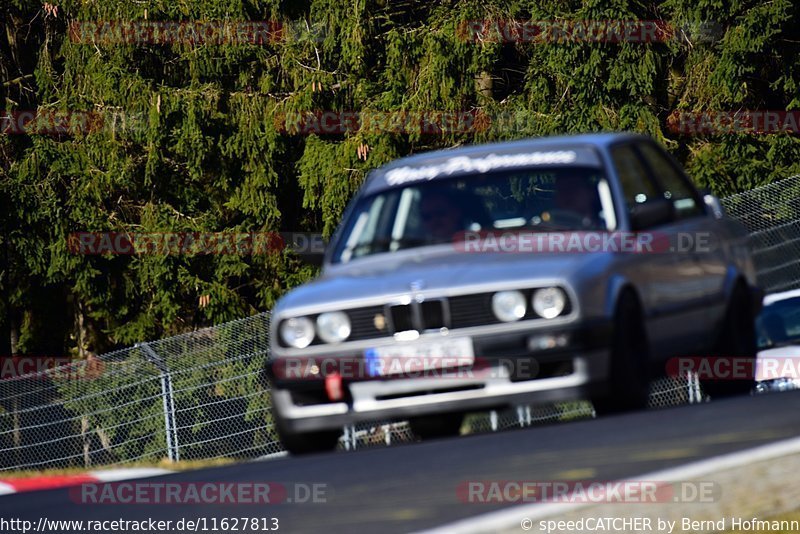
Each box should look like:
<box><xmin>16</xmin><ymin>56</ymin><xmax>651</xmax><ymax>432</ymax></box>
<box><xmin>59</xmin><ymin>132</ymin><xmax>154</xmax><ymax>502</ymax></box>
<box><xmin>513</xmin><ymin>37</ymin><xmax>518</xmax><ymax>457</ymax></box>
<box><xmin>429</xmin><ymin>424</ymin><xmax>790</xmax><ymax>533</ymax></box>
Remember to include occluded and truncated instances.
<box><xmin>275</xmin><ymin>247</ymin><xmax>610</xmax><ymax>314</ymax></box>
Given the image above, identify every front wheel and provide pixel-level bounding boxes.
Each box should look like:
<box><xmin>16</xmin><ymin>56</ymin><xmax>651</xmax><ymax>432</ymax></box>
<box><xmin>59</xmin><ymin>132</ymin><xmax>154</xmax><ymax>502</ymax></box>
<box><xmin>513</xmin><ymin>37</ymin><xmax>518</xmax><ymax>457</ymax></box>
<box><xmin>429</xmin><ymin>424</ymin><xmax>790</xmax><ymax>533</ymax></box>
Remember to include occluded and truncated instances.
<box><xmin>592</xmin><ymin>291</ymin><xmax>650</xmax><ymax>415</ymax></box>
<box><xmin>700</xmin><ymin>283</ymin><xmax>756</xmax><ymax>398</ymax></box>
<box><xmin>271</xmin><ymin>400</ymin><xmax>341</xmax><ymax>455</ymax></box>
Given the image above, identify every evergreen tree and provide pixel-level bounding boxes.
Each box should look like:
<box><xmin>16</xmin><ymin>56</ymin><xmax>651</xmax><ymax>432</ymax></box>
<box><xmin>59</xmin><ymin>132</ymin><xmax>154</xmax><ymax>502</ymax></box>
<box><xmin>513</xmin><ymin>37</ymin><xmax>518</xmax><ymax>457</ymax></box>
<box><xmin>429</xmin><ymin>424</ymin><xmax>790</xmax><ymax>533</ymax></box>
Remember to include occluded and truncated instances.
<box><xmin>1</xmin><ymin>0</ymin><xmax>799</xmax><ymax>356</ymax></box>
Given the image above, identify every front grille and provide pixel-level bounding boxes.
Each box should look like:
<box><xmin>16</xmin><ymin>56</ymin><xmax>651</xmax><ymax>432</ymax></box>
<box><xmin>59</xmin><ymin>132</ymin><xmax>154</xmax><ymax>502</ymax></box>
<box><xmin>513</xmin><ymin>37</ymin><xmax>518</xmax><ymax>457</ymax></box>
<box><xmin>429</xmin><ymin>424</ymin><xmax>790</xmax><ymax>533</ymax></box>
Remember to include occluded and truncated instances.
<box><xmin>332</xmin><ymin>288</ymin><xmax>566</xmax><ymax>342</ymax></box>
<box><xmin>421</xmin><ymin>300</ymin><xmax>446</xmax><ymax>329</ymax></box>
<box><xmin>388</xmin><ymin>300</ymin><xmax>446</xmax><ymax>332</ymax></box>
<box><xmin>389</xmin><ymin>304</ymin><xmax>415</xmax><ymax>332</ymax></box>
<box><xmin>347</xmin><ymin>305</ymin><xmax>388</xmax><ymax>341</ymax></box>
<box><xmin>449</xmin><ymin>293</ymin><xmax>499</xmax><ymax>328</ymax></box>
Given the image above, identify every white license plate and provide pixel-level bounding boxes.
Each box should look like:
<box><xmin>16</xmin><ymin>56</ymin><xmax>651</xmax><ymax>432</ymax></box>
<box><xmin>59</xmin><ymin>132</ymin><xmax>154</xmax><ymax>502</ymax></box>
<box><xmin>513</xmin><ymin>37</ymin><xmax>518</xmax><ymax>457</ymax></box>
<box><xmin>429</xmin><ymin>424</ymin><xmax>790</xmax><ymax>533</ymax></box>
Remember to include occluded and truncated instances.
<box><xmin>364</xmin><ymin>337</ymin><xmax>475</xmax><ymax>377</ymax></box>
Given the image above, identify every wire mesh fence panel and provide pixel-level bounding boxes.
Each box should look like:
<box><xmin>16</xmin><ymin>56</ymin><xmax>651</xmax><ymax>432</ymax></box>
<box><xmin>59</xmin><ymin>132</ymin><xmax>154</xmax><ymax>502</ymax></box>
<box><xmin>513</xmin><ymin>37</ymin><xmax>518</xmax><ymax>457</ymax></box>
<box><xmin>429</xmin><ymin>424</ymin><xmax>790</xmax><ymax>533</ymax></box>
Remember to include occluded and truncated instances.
<box><xmin>0</xmin><ymin>348</ymin><xmax>165</xmax><ymax>471</ymax></box>
<box><xmin>0</xmin><ymin>313</ymin><xmax>280</xmax><ymax>472</ymax></box>
<box><xmin>648</xmin><ymin>374</ymin><xmax>705</xmax><ymax>408</ymax></box>
<box><xmin>721</xmin><ymin>174</ymin><xmax>800</xmax><ymax>293</ymax></box>
<box><xmin>137</xmin><ymin>312</ymin><xmax>281</xmax><ymax>462</ymax></box>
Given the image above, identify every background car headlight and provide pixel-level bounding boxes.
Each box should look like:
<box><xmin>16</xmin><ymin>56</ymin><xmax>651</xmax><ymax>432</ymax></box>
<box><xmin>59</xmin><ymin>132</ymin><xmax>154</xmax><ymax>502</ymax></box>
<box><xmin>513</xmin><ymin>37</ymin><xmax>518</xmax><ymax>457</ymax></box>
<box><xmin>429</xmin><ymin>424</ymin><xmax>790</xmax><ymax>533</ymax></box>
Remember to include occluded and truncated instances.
<box><xmin>280</xmin><ymin>317</ymin><xmax>315</xmax><ymax>348</ymax></box>
<box><xmin>532</xmin><ymin>287</ymin><xmax>567</xmax><ymax>319</ymax></box>
<box><xmin>492</xmin><ymin>290</ymin><xmax>527</xmax><ymax>322</ymax></box>
<box><xmin>316</xmin><ymin>311</ymin><xmax>351</xmax><ymax>343</ymax></box>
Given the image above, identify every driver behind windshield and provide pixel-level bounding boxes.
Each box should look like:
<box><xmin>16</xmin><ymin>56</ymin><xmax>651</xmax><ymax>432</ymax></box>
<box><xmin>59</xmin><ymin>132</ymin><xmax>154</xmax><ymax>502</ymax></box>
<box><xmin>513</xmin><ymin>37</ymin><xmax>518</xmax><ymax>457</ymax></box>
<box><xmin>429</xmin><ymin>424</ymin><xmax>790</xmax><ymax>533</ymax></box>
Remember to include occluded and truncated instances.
<box><xmin>545</xmin><ymin>174</ymin><xmax>604</xmax><ymax>229</ymax></box>
<box><xmin>419</xmin><ymin>190</ymin><xmax>467</xmax><ymax>242</ymax></box>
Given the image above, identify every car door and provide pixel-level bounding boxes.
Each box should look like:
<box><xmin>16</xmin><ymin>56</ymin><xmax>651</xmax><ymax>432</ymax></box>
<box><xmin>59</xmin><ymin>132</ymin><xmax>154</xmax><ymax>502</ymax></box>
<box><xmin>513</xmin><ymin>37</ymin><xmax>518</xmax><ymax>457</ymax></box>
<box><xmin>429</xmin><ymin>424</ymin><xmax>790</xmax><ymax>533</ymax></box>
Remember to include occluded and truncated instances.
<box><xmin>637</xmin><ymin>141</ymin><xmax>727</xmax><ymax>350</ymax></box>
<box><xmin>609</xmin><ymin>142</ymin><xmax>704</xmax><ymax>361</ymax></box>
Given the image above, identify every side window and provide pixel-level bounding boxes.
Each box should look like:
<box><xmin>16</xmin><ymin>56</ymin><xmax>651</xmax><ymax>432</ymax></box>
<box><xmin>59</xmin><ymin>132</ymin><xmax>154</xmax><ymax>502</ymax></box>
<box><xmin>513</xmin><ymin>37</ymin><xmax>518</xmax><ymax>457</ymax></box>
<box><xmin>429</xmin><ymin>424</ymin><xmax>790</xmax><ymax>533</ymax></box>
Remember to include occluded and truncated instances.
<box><xmin>610</xmin><ymin>144</ymin><xmax>659</xmax><ymax>210</ymax></box>
<box><xmin>637</xmin><ymin>143</ymin><xmax>703</xmax><ymax>218</ymax></box>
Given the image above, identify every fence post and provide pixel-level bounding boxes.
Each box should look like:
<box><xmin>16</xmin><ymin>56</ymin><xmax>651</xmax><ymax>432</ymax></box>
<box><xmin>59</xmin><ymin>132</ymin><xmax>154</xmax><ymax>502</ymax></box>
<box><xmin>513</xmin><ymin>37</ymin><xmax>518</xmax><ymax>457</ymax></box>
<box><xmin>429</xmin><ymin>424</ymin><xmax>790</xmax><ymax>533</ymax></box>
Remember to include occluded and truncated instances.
<box><xmin>138</xmin><ymin>342</ymin><xmax>180</xmax><ymax>462</ymax></box>
<box><xmin>688</xmin><ymin>371</ymin><xmax>702</xmax><ymax>403</ymax></box>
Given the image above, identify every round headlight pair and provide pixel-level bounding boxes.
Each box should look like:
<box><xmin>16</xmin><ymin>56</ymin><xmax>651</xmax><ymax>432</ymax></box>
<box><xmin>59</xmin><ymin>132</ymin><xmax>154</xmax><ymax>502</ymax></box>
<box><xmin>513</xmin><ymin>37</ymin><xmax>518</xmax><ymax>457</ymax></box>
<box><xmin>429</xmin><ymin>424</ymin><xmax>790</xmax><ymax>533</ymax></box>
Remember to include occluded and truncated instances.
<box><xmin>280</xmin><ymin>312</ymin><xmax>351</xmax><ymax>348</ymax></box>
<box><xmin>491</xmin><ymin>287</ymin><xmax>567</xmax><ymax>322</ymax></box>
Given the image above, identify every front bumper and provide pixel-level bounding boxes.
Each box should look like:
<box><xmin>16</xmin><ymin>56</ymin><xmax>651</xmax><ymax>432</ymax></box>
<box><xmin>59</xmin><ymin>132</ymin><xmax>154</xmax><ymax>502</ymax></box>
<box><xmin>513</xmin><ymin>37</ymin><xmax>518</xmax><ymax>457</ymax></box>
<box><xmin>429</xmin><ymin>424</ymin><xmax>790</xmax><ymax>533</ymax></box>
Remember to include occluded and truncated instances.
<box><xmin>267</xmin><ymin>320</ymin><xmax>612</xmax><ymax>433</ymax></box>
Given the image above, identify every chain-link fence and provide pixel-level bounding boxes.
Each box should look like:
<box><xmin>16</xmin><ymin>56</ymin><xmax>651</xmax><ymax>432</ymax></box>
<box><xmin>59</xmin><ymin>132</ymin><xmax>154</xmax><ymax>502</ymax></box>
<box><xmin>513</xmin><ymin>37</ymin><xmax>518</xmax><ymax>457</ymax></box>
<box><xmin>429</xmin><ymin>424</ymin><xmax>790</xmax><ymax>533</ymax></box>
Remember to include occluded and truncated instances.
<box><xmin>721</xmin><ymin>174</ymin><xmax>800</xmax><ymax>293</ymax></box>
<box><xmin>4</xmin><ymin>179</ymin><xmax>797</xmax><ymax>472</ymax></box>
<box><xmin>0</xmin><ymin>313</ymin><xmax>281</xmax><ymax>472</ymax></box>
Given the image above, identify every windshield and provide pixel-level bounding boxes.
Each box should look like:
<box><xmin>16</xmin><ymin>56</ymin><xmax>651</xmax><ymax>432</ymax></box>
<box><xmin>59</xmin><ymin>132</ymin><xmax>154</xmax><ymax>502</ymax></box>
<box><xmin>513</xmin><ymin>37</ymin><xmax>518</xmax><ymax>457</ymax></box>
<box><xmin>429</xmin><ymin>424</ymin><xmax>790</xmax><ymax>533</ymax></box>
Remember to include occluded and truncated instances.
<box><xmin>331</xmin><ymin>166</ymin><xmax>614</xmax><ymax>263</ymax></box>
<box><xmin>757</xmin><ymin>296</ymin><xmax>800</xmax><ymax>349</ymax></box>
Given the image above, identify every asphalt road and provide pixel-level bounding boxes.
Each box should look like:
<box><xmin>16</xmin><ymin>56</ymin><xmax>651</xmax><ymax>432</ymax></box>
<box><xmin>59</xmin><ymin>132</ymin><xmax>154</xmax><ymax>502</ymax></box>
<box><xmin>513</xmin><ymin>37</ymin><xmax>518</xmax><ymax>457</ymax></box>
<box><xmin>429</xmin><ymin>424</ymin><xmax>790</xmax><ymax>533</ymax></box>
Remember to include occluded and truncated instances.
<box><xmin>3</xmin><ymin>391</ymin><xmax>800</xmax><ymax>534</ymax></box>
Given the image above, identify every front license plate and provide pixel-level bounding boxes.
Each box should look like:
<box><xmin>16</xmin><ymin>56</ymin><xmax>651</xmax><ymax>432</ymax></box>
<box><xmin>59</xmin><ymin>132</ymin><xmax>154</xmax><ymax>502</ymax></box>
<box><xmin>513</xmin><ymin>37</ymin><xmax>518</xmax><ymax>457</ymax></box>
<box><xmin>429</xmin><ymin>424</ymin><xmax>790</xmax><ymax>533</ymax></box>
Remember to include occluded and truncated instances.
<box><xmin>364</xmin><ymin>337</ymin><xmax>475</xmax><ymax>377</ymax></box>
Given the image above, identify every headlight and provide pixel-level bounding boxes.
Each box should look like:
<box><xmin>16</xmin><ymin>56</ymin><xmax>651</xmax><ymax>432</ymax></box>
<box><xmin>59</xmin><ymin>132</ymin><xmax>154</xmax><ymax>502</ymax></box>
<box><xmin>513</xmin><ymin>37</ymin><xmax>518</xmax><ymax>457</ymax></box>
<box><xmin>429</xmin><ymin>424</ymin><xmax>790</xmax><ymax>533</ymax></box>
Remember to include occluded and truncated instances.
<box><xmin>532</xmin><ymin>287</ymin><xmax>567</xmax><ymax>319</ymax></box>
<box><xmin>280</xmin><ymin>317</ymin><xmax>315</xmax><ymax>348</ymax></box>
<box><xmin>316</xmin><ymin>311</ymin><xmax>351</xmax><ymax>344</ymax></box>
<box><xmin>491</xmin><ymin>290</ymin><xmax>527</xmax><ymax>322</ymax></box>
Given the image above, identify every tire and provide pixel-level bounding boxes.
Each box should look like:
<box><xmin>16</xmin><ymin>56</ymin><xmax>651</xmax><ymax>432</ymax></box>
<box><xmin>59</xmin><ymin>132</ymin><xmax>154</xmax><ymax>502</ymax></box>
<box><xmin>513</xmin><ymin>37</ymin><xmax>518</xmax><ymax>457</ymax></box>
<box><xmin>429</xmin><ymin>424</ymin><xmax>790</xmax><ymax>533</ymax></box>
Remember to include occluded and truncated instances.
<box><xmin>408</xmin><ymin>413</ymin><xmax>464</xmax><ymax>440</ymax></box>
<box><xmin>271</xmin><ymin>401</ymin><xmax>341</xmax><ymax>455</ymax></box>
<box><xmin>700</xmin><ymin>283</ymin><xmax>756</xmax><ymax>398</ymax></box>
<box><xmin>593</xmin><ymin>290</ymin><xmax>650</xmax><ymax>415</ymax></box>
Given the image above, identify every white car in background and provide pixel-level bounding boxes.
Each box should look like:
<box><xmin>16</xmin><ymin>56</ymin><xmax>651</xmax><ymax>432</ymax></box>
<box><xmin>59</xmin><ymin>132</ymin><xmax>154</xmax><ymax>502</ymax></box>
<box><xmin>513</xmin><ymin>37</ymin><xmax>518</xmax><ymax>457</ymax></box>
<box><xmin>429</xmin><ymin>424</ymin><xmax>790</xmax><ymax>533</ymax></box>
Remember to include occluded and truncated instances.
<box><xmin>756</xmin><ymin>289</ymin><xmax>800</xmax><ymax>392</ymax></box>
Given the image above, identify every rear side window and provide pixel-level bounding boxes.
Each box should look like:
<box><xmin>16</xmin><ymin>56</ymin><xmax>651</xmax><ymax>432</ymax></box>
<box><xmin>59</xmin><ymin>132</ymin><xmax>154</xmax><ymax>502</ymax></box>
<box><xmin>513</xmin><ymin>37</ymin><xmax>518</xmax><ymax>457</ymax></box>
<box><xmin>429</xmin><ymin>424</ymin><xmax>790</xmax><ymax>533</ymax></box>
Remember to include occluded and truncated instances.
<box><xmin>637</xmin><ymin>143</ymin><xmax>703</xmax><ymax>218</ymax></box>
<box><xmin>610</xmin><ymin>144</ymin><xmax>659</xmax><ymax>210</ymax></box>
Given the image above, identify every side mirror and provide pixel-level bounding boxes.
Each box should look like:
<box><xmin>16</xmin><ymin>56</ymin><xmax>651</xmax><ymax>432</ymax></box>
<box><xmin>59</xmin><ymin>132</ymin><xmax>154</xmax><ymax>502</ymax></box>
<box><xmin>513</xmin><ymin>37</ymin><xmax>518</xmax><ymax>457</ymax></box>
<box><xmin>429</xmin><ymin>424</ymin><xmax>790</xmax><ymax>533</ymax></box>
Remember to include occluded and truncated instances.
<box><xmin>629</xmin><ymin>198</ymin><xmax>675</xmax><ymax>231</ymax></box>
<box><xmin>703</xmin><ymin>193</ymin><xmax>725</xmax><ymax>219</ymax></box>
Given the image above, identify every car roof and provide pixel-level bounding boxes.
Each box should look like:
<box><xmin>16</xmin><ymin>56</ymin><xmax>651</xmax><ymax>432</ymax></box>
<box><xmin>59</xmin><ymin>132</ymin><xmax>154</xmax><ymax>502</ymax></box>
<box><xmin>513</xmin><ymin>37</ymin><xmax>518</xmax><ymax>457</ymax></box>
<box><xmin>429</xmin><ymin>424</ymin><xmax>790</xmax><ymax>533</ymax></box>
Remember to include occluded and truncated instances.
<box><xmin>362</xmin><ymin>132</ymin><xmax>648</xmax><ymax>195</ymax></box>
<box><xmin>764</xmin><ymin>288</ymin><xmax>800</xmax><ymax>306</ymax></box>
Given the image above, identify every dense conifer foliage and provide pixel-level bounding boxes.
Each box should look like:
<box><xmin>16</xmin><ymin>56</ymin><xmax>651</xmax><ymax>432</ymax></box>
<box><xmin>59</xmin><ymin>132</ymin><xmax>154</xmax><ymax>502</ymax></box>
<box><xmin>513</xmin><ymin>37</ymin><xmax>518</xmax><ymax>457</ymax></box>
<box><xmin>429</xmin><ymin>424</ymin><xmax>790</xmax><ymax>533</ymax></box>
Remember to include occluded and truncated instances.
<box><xmin>2</xmin><ymin>0</ymin><xmax>799</xmax><ymax>356</ymax></box>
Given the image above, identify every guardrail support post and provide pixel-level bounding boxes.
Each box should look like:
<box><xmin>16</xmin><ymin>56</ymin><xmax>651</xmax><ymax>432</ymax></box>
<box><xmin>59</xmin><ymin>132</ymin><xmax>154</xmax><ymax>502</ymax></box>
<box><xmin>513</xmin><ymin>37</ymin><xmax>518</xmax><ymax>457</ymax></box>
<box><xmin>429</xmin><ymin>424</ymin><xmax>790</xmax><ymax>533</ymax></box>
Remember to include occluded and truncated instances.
<box><xmin>138</xmin><ymin>342</ymin><xmax>180</xmax><ymax>462</ymax></box>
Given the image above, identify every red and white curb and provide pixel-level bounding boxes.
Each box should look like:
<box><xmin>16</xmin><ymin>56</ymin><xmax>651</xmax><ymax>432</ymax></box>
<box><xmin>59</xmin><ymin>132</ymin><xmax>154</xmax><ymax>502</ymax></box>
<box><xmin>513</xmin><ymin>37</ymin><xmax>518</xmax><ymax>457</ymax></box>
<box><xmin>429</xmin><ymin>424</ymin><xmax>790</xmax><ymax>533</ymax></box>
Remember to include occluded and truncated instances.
<box><xmin>0</xmin><ymin>468</ymin><xmax>173</xmax><ymax>495</ymax></box>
